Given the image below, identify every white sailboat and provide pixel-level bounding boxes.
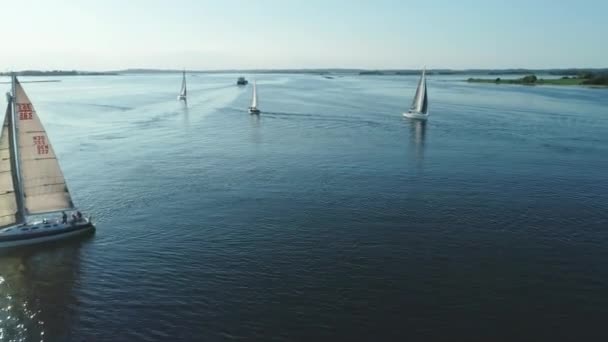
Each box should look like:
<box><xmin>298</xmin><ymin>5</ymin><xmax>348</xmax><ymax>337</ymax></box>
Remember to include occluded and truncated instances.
<box><xmin>0</xmin><ymin>75</ymin><xmax>94</xmax><ymax>249</ymax></box>
<box><xmin>403</xmin><ymin>68</ymin><xmax>429</xmax><ymax>120</ymax></box>
<box><xmin>177</xmin><ymin>70</ymin><xmax>187</xmax><ymax>100</ymax></box>
<box><xmin>248</xmin><ymin>81</ymin><xmax>260</xmax><ymax>114</ymax></box>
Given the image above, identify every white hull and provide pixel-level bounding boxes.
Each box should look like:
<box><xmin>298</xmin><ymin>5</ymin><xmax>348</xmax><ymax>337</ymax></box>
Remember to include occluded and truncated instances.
<box><xmin>0</xmin><ymin>219</ymin><xmax>95</xmax><ymax>249</ymax></box>
<box><xmin>403</xmin><ymin>111</ymin><xmax>429</xmax><ymax>120</ymax></box>
<box><xmin>177</xmin><ymin>95</ymin><xmax>186</xmax><ymax>100</ymax></box>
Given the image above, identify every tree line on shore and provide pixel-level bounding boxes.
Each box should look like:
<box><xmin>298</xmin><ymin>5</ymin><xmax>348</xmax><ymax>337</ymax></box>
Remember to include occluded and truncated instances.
<box><xmin>469</xmin><ymin>71</ymin><xmax>608</xmax><ymax>86</ymax></box>
<box><xmin>559</xmin><ymin>72</ymin><xmax>608</xmax><ymax>85</ymax></box>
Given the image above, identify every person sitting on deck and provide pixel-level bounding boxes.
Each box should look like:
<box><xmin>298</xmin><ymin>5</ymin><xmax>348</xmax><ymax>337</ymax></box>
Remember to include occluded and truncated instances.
<box><xmin>76</xmin><ymin>211</ymin><xmax>83</xmax><ymax>221</ymax></box>
<box><xmin>62</xmin><ymin>211</ymin><xmax>67</xmax><ymax>224</ymax></box>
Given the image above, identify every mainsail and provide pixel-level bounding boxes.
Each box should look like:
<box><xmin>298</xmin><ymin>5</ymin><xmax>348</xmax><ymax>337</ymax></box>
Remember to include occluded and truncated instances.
<box><xmin>410</xmin><ymin>69</ymin><xmax>428</xmax><ymax>114</ymax></box>
<box><xmin>13</xmin><ymin>79</ymin><xmax>74</xmax><ymax>214</ymax></box>
<box><xmin>0</xmin><ymin>103</ymin><xmax>18</xmax><ymax>227</ymax></box>
<box><xmin>251</xmin><ymin>82</ymin><xmax>258</xmax><ymax>108</ymax></box>
<box><xmin>179</xmin><ymin>70</ymin><xmax>187</xmax><ymax>97</ymax></box>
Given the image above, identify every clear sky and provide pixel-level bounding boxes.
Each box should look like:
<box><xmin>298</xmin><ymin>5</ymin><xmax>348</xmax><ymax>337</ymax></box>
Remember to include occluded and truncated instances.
<box><xmin>1</xmin><ymin>0</ymin><xmax>606</xmax><ymax>70</ymax></box>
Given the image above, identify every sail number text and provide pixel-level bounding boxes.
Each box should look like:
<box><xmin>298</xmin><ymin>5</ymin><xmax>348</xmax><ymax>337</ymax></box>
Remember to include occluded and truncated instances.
<box><xmin>33</xmin><ymin>136</ymin><xmax>49</xmax><ymax>155</ymax></box>
<box><xmin>18</xmin><ymin>104</ymin><xmax>34</xmax><ymax>120</ymax></box>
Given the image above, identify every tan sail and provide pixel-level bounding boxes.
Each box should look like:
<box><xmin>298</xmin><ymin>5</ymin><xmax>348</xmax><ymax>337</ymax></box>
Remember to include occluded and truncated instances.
<box><xmin>14</xmin><ymin>80</ymin><xmax>74</xmax><ymax>214</ymax></box>
<box><xmin>0</xmin><ymin>104</ymin><xmax>18</xmax><ymax>226</ymax></box>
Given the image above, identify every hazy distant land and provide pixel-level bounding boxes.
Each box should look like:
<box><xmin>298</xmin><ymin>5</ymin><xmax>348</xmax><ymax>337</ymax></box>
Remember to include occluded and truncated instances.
<box><xmin>0</xmin><ymin>70</ymin><xmax>117</xmax><ymax>76</ymax></box>
<box><xmin>2</xmin><ymin>69</ymin><xmax>606</xmax><ymax>87</ymax></box>
<box><xmin>115</xmin><ymin>68</ymin><xmax>608</xmax><ymax>77</ymax></box>
<box><xmin>468</xmin><ymin>72</ymin><xmax>608</xmax><ymax>86</ymax></box>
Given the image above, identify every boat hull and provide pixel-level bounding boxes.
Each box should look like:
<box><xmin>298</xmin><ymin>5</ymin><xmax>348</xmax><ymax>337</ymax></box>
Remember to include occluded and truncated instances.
<box><xmin>0</xmin><ymin>221</ymin><xmax>95</xmax><ymax>249</ymax></box>
<box><xmin>249</xmin><ymin>107</ymin><xmax>260</xmax><ymax>115</ymax></box>
<box><xmin>403</xmin><ymin>111</ymin><xmax>429</xmax><ymax>120</ymax></box>
<box><xmin>177</xmin><ymin>95</ymin><xmax>187</xmax><ymax>100</ymax></box>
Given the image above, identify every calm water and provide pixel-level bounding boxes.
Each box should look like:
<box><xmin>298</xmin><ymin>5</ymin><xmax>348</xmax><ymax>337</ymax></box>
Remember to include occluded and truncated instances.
<box><xmin>0</xmin><ymin>73</ymin><xmax>607</xmax><ymax>341</ymax></box>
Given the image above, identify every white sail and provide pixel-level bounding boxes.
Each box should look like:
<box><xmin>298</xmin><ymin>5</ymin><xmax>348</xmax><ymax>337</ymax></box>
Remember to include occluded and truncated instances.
<box><xmin>0</xmin><ymin>104</ymin><xmax>18</xmax><ymax>227</ymax></box>
<box><xmin>13</xmin><ymin>79</ymin><xmax>74</xmax><ymax>214</ymax></box>
<box><xmin>179</xmin><ymin>70</ymin><xmax>187</xmax><ymax>97</ymax></box>
<box><xmin>410</xmin><ymin>69</ymin><xmax>427</xmax><ymax>113</ymax></box>
<box><xmin>421</xmin><ymin>80</ymin><xmax>428</xmax><ymax>114</ymax></box>
<box><xmin>251</xmin><ymin>82</ymin><xmax>258</xmax><ymax>108</ymax></box>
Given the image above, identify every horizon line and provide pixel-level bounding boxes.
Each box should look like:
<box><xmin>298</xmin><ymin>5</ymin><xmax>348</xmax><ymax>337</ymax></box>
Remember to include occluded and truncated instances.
<box><xmin>3</xmin><ymin>66</ymin><xmax>608</xmax><ymax>73</ymax></box>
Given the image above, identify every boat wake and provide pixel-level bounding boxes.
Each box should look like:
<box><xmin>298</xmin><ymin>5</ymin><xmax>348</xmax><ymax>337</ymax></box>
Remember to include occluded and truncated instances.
<box><xmin>263</xmin><ymin>111</ymin><xmax>387</xmax><ymax>128</ymax></box>
<box><xmin>76</xmin><ymin>103</ymin><xmax>133</xmax><ymax>111</ymax></box>
<box><xmin>132</xmin><ymin>109</ymin><xmax>184</xmax><ymax>128</ymax></box>
<box><xmin>199</xmin><ymin>84</ymin><xmax>235</xmax><ymax>92</ymax></box>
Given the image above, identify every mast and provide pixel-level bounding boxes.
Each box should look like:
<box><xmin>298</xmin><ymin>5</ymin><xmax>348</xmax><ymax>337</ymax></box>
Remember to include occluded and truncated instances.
<box><xmin>9</xmin><ymin>74</ymin><xmax>26</xmax><ymax>223</ymax></box>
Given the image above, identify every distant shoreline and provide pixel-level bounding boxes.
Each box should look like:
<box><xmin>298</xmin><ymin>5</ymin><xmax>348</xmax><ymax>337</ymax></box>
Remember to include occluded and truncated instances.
<box><xmin>4</xmin><ymin>68</ymin><xmax>607</xmax><ymax>77</ymax></box>
<box><xmin>0</xmin><ymin>71</ymin><xmax>118</xmax><ymax>76</ymax></box>
<box><xmin>116</xmin><ymin>68</ymin><xmax>607</xmax><ymax>76</ymax></box>
<box><xmin>467</xmin><ymin>73</ymin><xmax>608</xmax><ymax>87</ymax></box>
<box><xmin>468</xmin><ymin>77</ymin><xmax>582</xmax><ymax>86</ymax></box>
<box><xmin>2</xmin><ymin>69</ymin><xmax>607</xmax><ymax>84</ymax></box>
<box><xmin>0</xmin><ymin>80</ymin><xmax>61</xmax><ymax>84</ymax></box>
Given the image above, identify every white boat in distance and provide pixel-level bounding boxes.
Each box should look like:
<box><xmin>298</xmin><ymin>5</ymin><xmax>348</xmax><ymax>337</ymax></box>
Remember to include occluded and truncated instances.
<box><xmin>177</xmin><ymin>70</ymin><xmax>187</xmax><ymax>100</ymax></box>
<box><xmin>403</xmin><ymin>68</ymin><xmax>429</xmax><ymax>120</ymax></box>
<box><xmin>248</xmin><ymin>81</ymin><xmax>260</xmax><ymax>114</ymax></box>
<box><xmin>0</xmin><ymin>75</ymin><xmax>94</xmax><ymax>249</ymax></box>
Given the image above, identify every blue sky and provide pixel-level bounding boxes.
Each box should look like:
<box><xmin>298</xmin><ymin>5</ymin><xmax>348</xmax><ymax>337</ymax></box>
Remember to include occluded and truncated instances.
<box><xmin>1</xmin><ymin>0</ymin><xmax>606</xmax><ymax>70</ymax></box>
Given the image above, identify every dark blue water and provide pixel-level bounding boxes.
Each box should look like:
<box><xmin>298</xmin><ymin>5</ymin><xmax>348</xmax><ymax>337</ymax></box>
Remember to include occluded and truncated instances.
<box><xmin>1</xmin><ymin>74</ymin><xmax>607</xmax><ymax>341</ymax></box>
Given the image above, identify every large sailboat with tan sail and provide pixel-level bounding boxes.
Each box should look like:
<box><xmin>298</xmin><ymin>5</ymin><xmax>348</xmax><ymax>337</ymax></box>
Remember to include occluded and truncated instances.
<box><xmin>0</xmin><ymin>75</ymin><xmax>94</xmax><ymax>249</ymax></box>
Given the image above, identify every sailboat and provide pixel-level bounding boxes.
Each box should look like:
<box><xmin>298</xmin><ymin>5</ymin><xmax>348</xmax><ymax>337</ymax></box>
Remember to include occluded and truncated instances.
<box><xmin>248</xmin><ymin>81</ymin><xmax>260</xmax><ymax>114</ymax></box>
<box><xmin>0</xmin><ymin>75</ymin><xmax>94</xmax><ymax>249</ymax></box>
<box><xmin>177</xmin><ymin>70</ymin><xmax>187</xmax><ymax>100</ymax></box>
<box><xmin>403</xmin><ymin>68</ymin><xmax>429</xmax><ymax>120</ymax></box>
